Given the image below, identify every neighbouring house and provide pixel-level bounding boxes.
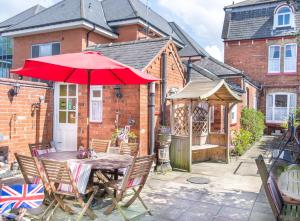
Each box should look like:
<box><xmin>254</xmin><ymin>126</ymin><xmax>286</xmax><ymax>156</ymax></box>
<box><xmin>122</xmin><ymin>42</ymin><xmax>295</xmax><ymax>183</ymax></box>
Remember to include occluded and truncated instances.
<box><xmin>0</xmin><ymin>0</ymin><xmax>257</xmax><ymax>164</ymax></box>
<box><xmin>222</xmin><ymin>0</ymin><xmax>299</xmax><ymax>134</ymax></box>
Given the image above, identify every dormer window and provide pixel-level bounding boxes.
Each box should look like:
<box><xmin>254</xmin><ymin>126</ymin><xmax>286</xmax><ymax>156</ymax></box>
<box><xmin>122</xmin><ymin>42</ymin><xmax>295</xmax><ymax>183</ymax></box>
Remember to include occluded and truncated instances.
<box><xmin>274</xmin><ymin>5</ymin><xmax>294</xmax><ymax>28</ymax></box>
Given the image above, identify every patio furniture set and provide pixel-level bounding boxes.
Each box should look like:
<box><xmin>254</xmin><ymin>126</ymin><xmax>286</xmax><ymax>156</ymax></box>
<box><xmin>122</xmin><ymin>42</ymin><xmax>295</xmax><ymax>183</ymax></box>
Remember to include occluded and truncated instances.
<box><xmin>256</xmin><ymin>116</ymin><xmax>300</xmax><ymax>220</ymax></box>
<box><xmin>10</xmin><ymin>140</ymin><xmax>154</xmax><ymax>221</ymax></box>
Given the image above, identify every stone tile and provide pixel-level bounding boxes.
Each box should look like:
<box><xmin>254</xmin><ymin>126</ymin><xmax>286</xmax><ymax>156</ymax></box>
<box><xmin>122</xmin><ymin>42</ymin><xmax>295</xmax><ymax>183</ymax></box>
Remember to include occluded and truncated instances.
<box><xmin>252</xmin><ymin>201</ymin><xmax>273</xmax><ymax>214</ymax></box>
<box><xmin>177</xmin><ymin>211</ymin><xmax>215</xmax><ymax>221</ymax></box>
<box><xmin>256</xmin><ymin>193</ymin><xmax>269</xmax><ymax>203</ymax></box>
<box><xmin>217</xmin><ymin>206</ymin><xmax>251</xmax><ymax>220</ymax></box>
<box><xmin>213</xmin><ymin>216</ymin><xmax>245</xmax><ymax>221</ymax></box>
<box><xmin>249</xmin><ymin>211</ymin><xmax>276</xmax><ymax>221</ymax></box>
<box><xmin>199</xmin><ymin>191</ymin><xmax>256</xmax><ymax>209</ymax></box>
<box><xmin>188</xmin><ymin>202</ymin><xmax>222</xmax><ymax>216</ymax></box>
<box><xmin>157</xmin><ymin>206</ymin><xmax>186</xmax><ymax>220</ymax></box>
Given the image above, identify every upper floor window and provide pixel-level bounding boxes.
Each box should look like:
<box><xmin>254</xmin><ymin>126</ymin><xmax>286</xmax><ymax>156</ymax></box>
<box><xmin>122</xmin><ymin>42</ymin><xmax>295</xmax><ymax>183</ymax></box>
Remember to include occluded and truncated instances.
<box><xmin>31</xmin><ymin>42</ymin><xmax>60</xmax><ymax>58</ymax></box>
<box><xmin>284</xmin><ymin>44</ymin><xmax>297</xmax><ymax>72</ymax></box>
<box><xmin>268</xmin><ymin>45</ymin><xmax>281</xmax><ymax>73</ymax></box>
<box><xmin>274</xmin><ymin>5</ymin><xmax>294</xmax><ymax>28</ymax></box>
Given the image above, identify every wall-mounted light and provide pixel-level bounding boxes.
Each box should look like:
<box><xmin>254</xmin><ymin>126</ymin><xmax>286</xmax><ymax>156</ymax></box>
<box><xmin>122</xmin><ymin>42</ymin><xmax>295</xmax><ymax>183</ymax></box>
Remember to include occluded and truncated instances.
<box><xmin>9</xmin><ymin>83</ymin><xmax>20</xmax><ymax>97</ymax></box>
<box><xmin>114</xmin><ymin>85</ymin><xmax>123</xmax><ymax>98</ymax></box>
<box><xmin>39</xmin><ymin>95</ymin><xmax>45</xmax><ymax>103</ymax></box>
<box><xmin>149</xmin><ymin>82</ymin><xmax>156</xmax><ymax>94</ymax></box>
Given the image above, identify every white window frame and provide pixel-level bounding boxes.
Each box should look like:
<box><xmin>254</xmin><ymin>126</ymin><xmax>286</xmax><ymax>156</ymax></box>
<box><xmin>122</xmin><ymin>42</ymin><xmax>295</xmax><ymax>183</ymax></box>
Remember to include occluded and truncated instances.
<box><xmin>284</xmin><ymin>43</ymin><xmax>297</xmax><ymax>73</ymax></box>
<box><xmin>89</xmin><ymin>86</ymin><xmax>103</xmax><ymax>123</ymax></box>
<box><xmin>274</xmin><ymin>6</ymin><xmax>293</xmax><ymax>28</ymax></box>
<box><xmin>231</xmin><ymin>104</ymin><xmax>238</xmax><ymax>124</ymax></box>
<box><xmin>253</xmin><ymin>94</ymin><xmax>258</xmax><ymax>110</ymax></box>
<box><xmin>266</xmin><ymin>92</ymin><xmax>297</xmax><ymax>123</ymax></box>
<box><xmin>268</xmin><ymin>45</ymin><xmax>281</xmax><ymax>73</ymax></box>
<box><xmin>31</xmin><ymin>42</ymin><xmax>61</xmax><ymax>58</ymax></box>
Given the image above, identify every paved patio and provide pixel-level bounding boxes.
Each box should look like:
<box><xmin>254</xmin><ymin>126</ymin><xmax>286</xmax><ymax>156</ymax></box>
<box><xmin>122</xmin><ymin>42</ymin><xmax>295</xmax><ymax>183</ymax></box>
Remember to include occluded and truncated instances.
<box><xmin>5</xmin><ymin>136</ymin><xmax>276</xmax><ymax>221</ymax></box>
<box><xmin>44</xmin><ymin>136</ymin><xmax>275</xmax><ymax>221</ymax></box>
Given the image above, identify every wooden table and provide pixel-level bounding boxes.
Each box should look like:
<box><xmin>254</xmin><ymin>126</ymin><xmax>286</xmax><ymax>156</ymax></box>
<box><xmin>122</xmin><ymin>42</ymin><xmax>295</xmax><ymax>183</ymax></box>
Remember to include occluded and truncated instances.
<box><xmin>278</xmin><ymin>166</ymin><xmax>300</xmax><ymax>202</ymax></box>
<box><xmin>39</xmin><ymin>151</ymin><xmax>132</xmax><ymax>171</ymax></box>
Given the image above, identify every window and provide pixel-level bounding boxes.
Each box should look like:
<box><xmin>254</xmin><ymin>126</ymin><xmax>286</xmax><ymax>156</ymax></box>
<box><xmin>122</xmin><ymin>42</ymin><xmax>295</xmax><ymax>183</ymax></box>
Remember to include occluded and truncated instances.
<box><xmin>31</xmin><ymin>42</ymin><xmax>60</xmax><ymax>58</ymax></box>
<box><xmin>284</xmin><ymin>44</ymin><xmax>297</xmax><ymax>72</ymax></box>
<box><xmin>266</xmin><ymin>93</ymin><xmax>296</xmax><ymax>123</ymax></box>
<box><xmin>268</xmin><ymin>45</ymin><xmax>281</xmax><ymax>73</ymax></box>
<box><xmin>31</xmin><ymin>42</ymin><xmax>60</xmax><ymax>82</ymax></box>
<box><xmin>0</xmin><ymin>37</ymin><xmax>13</xmax><ymax>78</ymax></box>
<box><xmin>231</xmin><ymin>104</ymin><xmax>238</xmax><ymax>124</ymax></box>
<box><xmin>90</xmin><ymin>86</ymin><xmax>103</xmax><ymax>122</ymax></box>
<box><xmin>253</xmin><ymin>95</ymin><xmax>258</xmax><ymax>110</ymax></box>
<box><xmin>274</xmin><ymin>6</ymin><xmax>294</xmax><ymax>28</ymax></box>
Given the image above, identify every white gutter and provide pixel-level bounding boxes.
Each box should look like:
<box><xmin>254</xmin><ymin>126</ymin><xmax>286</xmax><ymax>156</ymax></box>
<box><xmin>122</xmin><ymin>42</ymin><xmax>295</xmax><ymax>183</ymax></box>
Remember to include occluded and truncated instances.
<box><xmin>2</xmin><ymin>21</ymin><xmax>118</xmax><ymax>39</ymax></box>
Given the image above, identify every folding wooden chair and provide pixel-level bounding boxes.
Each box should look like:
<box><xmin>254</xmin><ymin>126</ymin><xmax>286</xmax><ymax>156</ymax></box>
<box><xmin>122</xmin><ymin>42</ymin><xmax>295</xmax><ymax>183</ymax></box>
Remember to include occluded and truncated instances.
<box><xmin>40</xmin><ymin>159</ymin><xmax>98</xmax><ymax>221</ymax></box>
<box><xmin>96</xmin><ymin>155</ymin><xmax>154</xmax><ymax>221</ymax></box>
<box><xmin>90</xmin><ymin>139</ymin><xmax>111</xmax><ymax>153</ymax></box>
<box><xmin>256</xmin><ymin>155</ymin><xmax>300</xmax><ymax>221</ymax></box>
<box><xmin>14</xmin><ymin>153</ymin><xmax>55</xmax><ymax>220</ymax></box>
<box><xmin>28</xmin><ymin>143</ymin><xmax>52</xmax><ymax>157</ymax></box>
<box><xmin>120</xmin><ymin>143</ymin><xmax>139</xmax><ymax>157</ymax></box>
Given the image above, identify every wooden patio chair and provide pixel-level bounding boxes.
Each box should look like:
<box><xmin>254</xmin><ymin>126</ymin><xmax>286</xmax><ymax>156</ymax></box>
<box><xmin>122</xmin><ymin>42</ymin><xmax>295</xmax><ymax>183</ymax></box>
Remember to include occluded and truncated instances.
<box><xmin>120</xmin><ymin>142</ymin><xmax>139</xmax><ymax>157</ymax></box>
<box><xmin>255</xmin><ymin>155</ymin><xmax>300</xmax><ymax>221</ymax></box>
<box><xmin>96</xmin><ymin>155</ymin><xmax>154</xmax><ymax>221</ymax></box>
<box><xmin>90</xmin><ymin>139</ymin><xmax>111</xmax><ymax>153</ymax></box>
<box><xmin>40</xmin><ymin>159</ymin><xmax>98</xmax><ymax>221</ymax></box>
<box><xmin>14</xmin><ymin>153</ymin><xmax>55</xmax><ymax>219</ymax></box>
<box><xmin>28</xmin><ymin>143</ymin><xmax>52</xmax><ymax>157</ymax></box>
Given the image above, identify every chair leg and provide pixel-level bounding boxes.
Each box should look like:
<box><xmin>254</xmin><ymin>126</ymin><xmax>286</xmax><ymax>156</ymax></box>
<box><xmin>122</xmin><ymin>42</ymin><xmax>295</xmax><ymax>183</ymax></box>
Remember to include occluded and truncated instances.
<box><xmin>104</xmin><ymin>194</ymin><xmax>122</xmax><ymax>215</ymax></box>
<box><xmin>54</xmin><ymin>194</ymin><xmax>73</xmax><ymax>214</ymax></box>
<box><xmin>77</xmin><ymin>189</ymin><xmax>97</xmax><ymax>221</ymax></box>
<box><xmin>40</xmin><ymin>199</ymin><xmax>57</xmax><ymax>220</ymax></box>
<box><xmin>123</xmin><ymin>187</ymin><xmax>143</xmax><ymax>208</ymax></box>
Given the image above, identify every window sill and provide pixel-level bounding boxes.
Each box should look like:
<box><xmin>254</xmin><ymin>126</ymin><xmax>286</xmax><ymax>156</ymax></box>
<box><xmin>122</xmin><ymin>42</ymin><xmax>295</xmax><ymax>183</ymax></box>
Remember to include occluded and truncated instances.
<box><xmin>266</xmin><ymin>72</ymin><xmax>297</xmax><ymax>76</ymax></box>
<box><xmin>90</xmin><ymin>121</ymin><xmax>103</xmax><ymax>124</ymax></box>
<box><xmin>230</xmin><ymin>123</ymin><xmax>237</xmax><ymax>126</ymax></box>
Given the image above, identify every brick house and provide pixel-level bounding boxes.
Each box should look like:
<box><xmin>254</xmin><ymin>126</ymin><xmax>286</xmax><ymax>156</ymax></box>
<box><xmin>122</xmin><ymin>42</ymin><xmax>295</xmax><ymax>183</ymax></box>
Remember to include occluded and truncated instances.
<box><xmin>222</xmin><ymin>0</ymin><xmax>300</xmax><ymax>133</ymax></box>
<box><xmin>0</xmin><ymin>0</ymin><xmax>257</xmax><ymax>162</ymax></box>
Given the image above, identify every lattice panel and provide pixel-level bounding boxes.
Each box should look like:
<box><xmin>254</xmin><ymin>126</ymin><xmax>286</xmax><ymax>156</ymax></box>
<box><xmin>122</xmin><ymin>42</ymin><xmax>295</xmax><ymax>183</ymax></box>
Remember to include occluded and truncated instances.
<box><xmin>173</xmin><ymin>106</ymin><xmax>189</xmax><ymax>136</ymax></box>
<box><xmin>192</xmin><ymin>106</ymin><xmax>208</xmax><ymax>136</ymax></box>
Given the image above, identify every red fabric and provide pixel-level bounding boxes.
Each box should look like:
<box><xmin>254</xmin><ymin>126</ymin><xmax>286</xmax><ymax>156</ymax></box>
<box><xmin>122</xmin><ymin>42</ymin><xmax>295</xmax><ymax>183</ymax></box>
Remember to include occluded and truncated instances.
<box><xmin>11</xmin><ymin>51</ymin><xmax>159</xmax><ymax>85</ymax></box>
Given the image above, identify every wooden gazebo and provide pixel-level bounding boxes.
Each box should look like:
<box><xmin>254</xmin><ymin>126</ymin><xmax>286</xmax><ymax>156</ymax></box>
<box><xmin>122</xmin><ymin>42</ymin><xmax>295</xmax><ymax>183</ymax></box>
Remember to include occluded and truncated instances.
<box><xmin>168</xmin><ymin>79</ymin><xmax>242</xmax><ymax>172</ymax></box>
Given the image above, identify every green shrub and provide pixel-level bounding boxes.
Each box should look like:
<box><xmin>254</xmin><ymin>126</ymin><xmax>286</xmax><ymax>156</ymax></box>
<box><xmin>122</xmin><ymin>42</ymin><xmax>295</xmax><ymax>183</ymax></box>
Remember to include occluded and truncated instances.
<box><xmin>240</xmin><ymin>108</ymin><xmax>265</xmax><ymax>142</ymax></box>
<box><xmin>232</xmin><ymin>129</ymin><xmax>252</xmax><ymax>156</ymax></box>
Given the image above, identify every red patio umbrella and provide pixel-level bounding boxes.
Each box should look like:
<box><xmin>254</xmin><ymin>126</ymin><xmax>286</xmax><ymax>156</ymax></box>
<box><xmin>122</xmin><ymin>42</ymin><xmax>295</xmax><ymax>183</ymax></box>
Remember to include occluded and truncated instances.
<box><xmin>11</xmin><ymin>51</ymin><xmax>158</xmax><ymax>148</ymax></box>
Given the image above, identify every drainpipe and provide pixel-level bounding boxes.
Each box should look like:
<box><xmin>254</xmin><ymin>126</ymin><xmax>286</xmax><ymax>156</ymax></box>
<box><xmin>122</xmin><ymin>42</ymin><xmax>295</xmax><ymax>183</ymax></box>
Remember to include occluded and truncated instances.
<box><xmin>161</xmin><ymin>52</ymin><xmax>167</xmax><ymax>126</ymax></box>
<box><xmin>187</xmin><ymin>57</ymin><xmax>193</xmax><ymax>83</ymax></box>
<box><xmin>86</xmin><ymin>24</ymin><xmax>96</xmax><ymax>48</ymax></box>
<box><xmin>149</xmin><ymin>82</ymin><xmax>156</xmax><ymax>155</ymax></box>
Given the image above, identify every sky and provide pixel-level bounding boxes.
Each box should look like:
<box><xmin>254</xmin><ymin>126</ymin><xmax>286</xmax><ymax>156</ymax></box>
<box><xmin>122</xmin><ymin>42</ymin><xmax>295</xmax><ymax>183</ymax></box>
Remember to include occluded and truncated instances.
<box><xmin>0</xmin><ymin>0</ymin><xmax>244</xmax><ymax>61</ymax></box>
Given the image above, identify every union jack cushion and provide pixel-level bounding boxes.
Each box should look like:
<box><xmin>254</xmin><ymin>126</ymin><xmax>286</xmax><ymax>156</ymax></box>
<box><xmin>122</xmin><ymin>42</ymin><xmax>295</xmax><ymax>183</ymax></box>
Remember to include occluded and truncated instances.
<box><xmin>58</xmin><ymin>161</ymin><xmax>92</xmax><ymax>194</ymax></box>
<box><xmin>0</xmin><ymin>184</ymin><xmax>44</xmax><ymax>215</ymax></box>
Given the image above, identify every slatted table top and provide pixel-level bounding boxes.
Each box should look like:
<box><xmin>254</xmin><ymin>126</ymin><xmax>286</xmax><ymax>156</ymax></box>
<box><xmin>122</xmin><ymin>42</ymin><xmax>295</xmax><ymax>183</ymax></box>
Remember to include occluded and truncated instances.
<box><xmin>39</xmin><ymin>151</ymin><xmax>133</xmax><ymax>170</ymax></box>
<box><xmin>278</xmin><ymin>167</ymin><xmax>300</xmax><ymax>201</ymax></box>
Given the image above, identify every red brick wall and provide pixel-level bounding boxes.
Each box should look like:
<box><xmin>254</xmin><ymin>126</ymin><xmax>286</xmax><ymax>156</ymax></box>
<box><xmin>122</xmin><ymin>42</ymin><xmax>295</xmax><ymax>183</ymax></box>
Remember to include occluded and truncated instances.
<box><xmin>224</xmin><ymin>37</ymin><xmax>299</xmax><ymax>87</ymax></box>
<box><xmin>0</xmin><ymin>78</ymin><xmax>53</xmax><ymax>162</ymax></box>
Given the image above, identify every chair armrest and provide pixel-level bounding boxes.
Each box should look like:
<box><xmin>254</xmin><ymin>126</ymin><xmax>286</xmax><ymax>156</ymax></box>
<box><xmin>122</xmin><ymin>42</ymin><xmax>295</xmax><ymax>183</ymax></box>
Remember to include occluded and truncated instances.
<box><xmin>283</xmin><ymin>196</ymin><xmax>300</xmax><ymax>206</ymax></box>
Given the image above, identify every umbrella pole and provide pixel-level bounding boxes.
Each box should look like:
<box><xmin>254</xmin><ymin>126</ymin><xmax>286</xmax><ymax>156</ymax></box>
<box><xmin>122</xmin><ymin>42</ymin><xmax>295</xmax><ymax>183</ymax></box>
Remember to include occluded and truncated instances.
<box><xmin>87</xmin><ymin>70</ymin><xmax>91</xmax><ymax>149</ymax></box>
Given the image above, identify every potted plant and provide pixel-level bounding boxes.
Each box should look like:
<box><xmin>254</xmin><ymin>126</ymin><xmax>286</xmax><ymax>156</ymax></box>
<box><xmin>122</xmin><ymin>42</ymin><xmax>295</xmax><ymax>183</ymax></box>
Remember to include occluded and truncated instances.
<box><xmin>128</xmin><ymin>131</ymin><xmax>138</xmax><ymax>143</ymax></box>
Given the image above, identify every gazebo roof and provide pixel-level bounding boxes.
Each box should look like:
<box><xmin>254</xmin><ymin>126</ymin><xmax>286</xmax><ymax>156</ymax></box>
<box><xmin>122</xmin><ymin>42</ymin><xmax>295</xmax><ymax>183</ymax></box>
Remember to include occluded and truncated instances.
<box><xmin>168</xmin><ymin>79</ymin><xmax>242</xmax><ymax>102</ymax></box>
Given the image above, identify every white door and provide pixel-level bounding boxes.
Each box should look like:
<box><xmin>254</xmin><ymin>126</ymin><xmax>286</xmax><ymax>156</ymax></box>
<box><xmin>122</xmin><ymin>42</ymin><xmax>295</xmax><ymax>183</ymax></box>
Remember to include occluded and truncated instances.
<box><xmin>53</xmin><ymin>83</ymin><xmax>78</xmax><ymax>151</ymax></box>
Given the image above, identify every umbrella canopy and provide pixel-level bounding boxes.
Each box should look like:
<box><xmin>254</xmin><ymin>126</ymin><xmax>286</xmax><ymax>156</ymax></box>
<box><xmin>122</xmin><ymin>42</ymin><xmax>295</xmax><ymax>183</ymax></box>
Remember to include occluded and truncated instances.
<box><xmin>11</xmin><ymin>51</ymin><xmax>158</xmax><ymax>85</ymax></box>
<box><xmin>11</xmin><ymin>51</ymin><xmax>159</xmax><ymax>149</ymax></box>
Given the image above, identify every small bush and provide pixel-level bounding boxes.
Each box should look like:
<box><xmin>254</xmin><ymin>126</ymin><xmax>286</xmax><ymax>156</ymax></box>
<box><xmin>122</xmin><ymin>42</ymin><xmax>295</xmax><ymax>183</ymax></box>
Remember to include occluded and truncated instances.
<box><xmin>240</xmin><ymin>108</ymin><xmax>265</xmax><ymax>142</ymax></box>
<box><xmin>232</xmin><ymin>129</ymin><xmax>252</xmax><ymax>156</ymax></box>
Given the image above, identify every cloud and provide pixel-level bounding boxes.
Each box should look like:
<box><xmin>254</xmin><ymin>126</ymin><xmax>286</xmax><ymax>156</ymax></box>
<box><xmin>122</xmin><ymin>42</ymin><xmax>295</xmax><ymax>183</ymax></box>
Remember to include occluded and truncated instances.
<box><xmin>205</xmin><ymin>45</ymin><xmax>224</xmax><ymax>62</ymax></box>
<box><xmin>153</xmin><ymin>0</ymin><xmax>244</xmax><ymax>61</ymax></box>
<box><xmin>0</xmin><ymin>0</ymin><xmax>59</xmax><ymax>22</ymax></box>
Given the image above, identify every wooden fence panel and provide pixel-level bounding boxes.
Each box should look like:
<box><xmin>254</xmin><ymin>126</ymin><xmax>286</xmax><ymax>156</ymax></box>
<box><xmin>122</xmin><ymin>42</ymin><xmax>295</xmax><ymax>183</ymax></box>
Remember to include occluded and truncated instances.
<box><xmin>170</xmin><ymin>135</ymin><xmax>191</xmax><ymax>172</ymax></box>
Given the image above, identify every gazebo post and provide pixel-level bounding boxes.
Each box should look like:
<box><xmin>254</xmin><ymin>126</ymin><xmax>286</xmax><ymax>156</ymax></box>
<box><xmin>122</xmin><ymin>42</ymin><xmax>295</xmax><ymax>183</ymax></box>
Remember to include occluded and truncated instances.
<box><xmin>188</xmin><ymin>99</ymin><xmax>193</xmax><ymax>172</ymax></box>
<box><xmin>208</xmin><ymin>103</ymin><xmax>211</xmax><ymax>133</ymax></box>
<box><xmin>225</xmin><ymin>103</ymin><xmax>231</xmax><ymax>164</ymax></box>
<box><xmin>170</xmin><ymin>100</ymin><xmax>174</xmax><ymax>135</ymax></box>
